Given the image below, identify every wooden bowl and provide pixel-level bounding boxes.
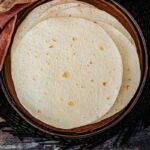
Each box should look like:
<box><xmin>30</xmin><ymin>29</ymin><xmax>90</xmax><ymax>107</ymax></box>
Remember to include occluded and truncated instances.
<box><xmin>0</xmin><ymin>0</ymin><xmax>148</xmax><ymax>139</ymax></box>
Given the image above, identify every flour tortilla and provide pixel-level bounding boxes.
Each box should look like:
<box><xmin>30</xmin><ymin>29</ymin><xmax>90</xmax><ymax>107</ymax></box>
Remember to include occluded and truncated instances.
<box><xmin>37</xmin><ymin>2</ymin><xmax>141</xmax><ymax>120</ymax></box>
<box><xmin>38</xmin><ymin>2</ymin><xmax>134</xmax><ymax>44</ymax></box>
<box><xmin>12</xmin><ymin>0</ymin><xmax>134</xmax><ymax>55</ymax></box>
<box><xmin>11</xmin><ymin>0</ymin><xmax>75</xmax><ymax>58</ymax></box>
<box><xmin>11</xmin><ymin>17</ymin><xmax>123</xmax><ymax>129</ymax></box>
<box><xmin>95</xmin><ymin>22</ymin><xmax>141</xmax><ymax>121</ymax></box>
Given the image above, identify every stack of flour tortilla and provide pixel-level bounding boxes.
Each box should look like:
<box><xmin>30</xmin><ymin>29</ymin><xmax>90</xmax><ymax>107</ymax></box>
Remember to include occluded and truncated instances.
<box><xmin>11</xmin><ymin>0</ymin><xmax>141</xmax><ymax>129</ymax></box>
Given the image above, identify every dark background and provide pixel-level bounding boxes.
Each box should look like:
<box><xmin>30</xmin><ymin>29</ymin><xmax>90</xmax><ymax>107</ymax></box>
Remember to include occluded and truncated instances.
<box><xmin>0</xmin><ymin>0</ymin><xmax>150</xmax><ymax>149</ymax></box>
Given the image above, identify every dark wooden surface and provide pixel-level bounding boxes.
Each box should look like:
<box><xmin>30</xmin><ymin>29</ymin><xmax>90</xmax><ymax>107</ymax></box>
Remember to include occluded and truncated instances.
<box><xmin>0</xmin><ymin>0</ymin><xmax>150</xmax><ymax>149</ymax></box>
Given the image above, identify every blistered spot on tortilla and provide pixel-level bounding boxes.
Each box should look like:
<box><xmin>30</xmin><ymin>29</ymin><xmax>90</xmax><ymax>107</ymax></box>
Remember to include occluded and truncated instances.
<box><xmin>81</xmin><ymin>85</ymin><xmax>84</xmax><ymax>89</ymax></box>
<box><xmin>87</xmin><ymin>64</ymin><xmax>90</xmax><ymax>67</ymax></box>
<box><xmin>46</xmin><ymin>60</ymin><xmax>50</xmax><ymax>66</ymax></box>
<box><xmin>107</xmin><ymin>97</ymin><xmax>110</xmax><ymax>100</ymax></box>
<box><xmin>128</xmin><ymin>78</ymin><xmax>131</xmax><ymax>81</ymax></box>
<box><xmin>68</xmin><ymin>101</ymin><xmax>75</xmax><ymax>107</ymax></box>
<box><xmin>94</xmin><ymin>21</ymin><xmax>97</xmax><ymax>24</ymax></box>
<box><xmin>70</xmin><ymin>43</ymin><xmax>73</xmax><ymax>47</ymax></box>
<box><xmin>91</xmin><ymin>79</ymin><xmax>94</xmax><ymax>82</ymax></box>
<box><xmin>69</xmin><ymin>37</ymin><xmax>77</xmax><ymax>47</ymax></box>
<box><xmin>127</xmin><ymin>68</ymin><xmax>130</xmax><ymax>71</ymax></box>
<box><xmin>63</xmin><ymin>71</ymin><xmax>69</xmax><ymax>78</ymax></box>
<box><xmin>76</xmin><ymin>5</ymin><xmax>82</xmax><ymax>13</ymax></box>
<box><xmin>126</xmin><ymin>85</ymin><xmax>130</xmax><ymax>89</ymax></box>
<box><xmin>87</xmin><ymin>61</ymin><xmax>93</xmax><ymax>67</ymax></box>
<box><xmin>32</xmin><ymin>77</ymin><xmax>36</xmax><ymax>81</ymax></box>
<box><xmin>90</xmin><ymin>61</ymin><xmax>93</xmax><ymax>64</ymax></box>
<box><xmin>73</xmin><ymin>52</ymin><xmax>76</xmax><ymax>56</ymax></box>
<box><xmin>76</xmin><ymin>83</ymin><xmax>79</xmax><ymax>86</ymax></box>
<box><xmin>52</xmin><ymin>38</ymin><xmax>57</xmax><ymax>42</ymax></box>
<box><xmin>102</xmin><ymin>82</ymin><xmax>107</xmax><ymax>86</ymax></box>
<box><xmin>49</xmin><ymin>44</ymin><xmax>54</xmax><ymax>48</ymax></box>
<box><xmin>99</xmin><ymin>46</ymin><xmax>104</xmax><ymax>51</ymax></box>
<box><xmin>68</xmin><ymin>14</ymin><xmax>72</xmax><ymax>17</ymax></box>
<box><xmin>72</xmin><ymin>37</ymin><xmax>77</xmax><ymax>42</ymax></box>
<box><xmin>37</xmin><ymin>109</ymin><xmax>41</xmax><ymax>113</ymax></box>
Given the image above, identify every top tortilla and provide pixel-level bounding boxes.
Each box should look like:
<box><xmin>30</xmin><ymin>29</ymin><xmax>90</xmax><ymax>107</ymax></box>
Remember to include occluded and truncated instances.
<box><xmin>11</xmin><ymin>17</ymin><xmax>123</xmax><ymax>129</ymax></box>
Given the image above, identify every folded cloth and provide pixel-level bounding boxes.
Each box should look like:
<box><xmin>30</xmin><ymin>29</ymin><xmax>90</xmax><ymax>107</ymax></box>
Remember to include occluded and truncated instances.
<box><xmin>0</xmin><ymin>1</ymin><xmax>35</xmax><ymax>71</ymax></box>
<box><xmin>0</xmin><ymin>3</ymin><xmax>32</xmax><ymax>29</ymax></box>
<box><xmin>0</xmin><ymin>0</ymin><xmax>36</xmax><ymax>12</ymax></box>
<box><xmin>0</xmin><ymin>16</ymin><xmax>16</xmax><ymax>71</ymax></box>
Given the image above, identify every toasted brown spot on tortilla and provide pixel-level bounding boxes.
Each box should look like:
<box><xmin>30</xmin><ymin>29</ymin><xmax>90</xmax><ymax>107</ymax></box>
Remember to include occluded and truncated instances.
<box><xmin>73</xmin><ymin>52</ymin><xmax>76</xmax><ymax>56</ymax></box>
<box><xmin>49</xmin><ymin>44</ymin><xmax>54</xmax><ymax>48</ymax></box>
<box><xmin>46</xmin><ymin>60</ymin><xmax>50</xmax><ymax>66</ymax></box>
<box><xmin>76</xmin><ymin>5</ymin><xmax>82</xmax><ymax>13</ymax></box>
<box><xmin>37</xmin><ymin>109</ymin><xmax>41</xmax><ymax>113</ymax></box>
<box><xmin>90</xmin><ymin>61</ymin><xmax>93</xmax><ymax>64</ymax></box>
<box><xmin>128</xmin><ymin>78</ymin><xmax>131</xmax><ymax>81</ymax></box>
<box><xmin>127</xmin><ymin>68</ymin><xmax>130</xmax><ymax>71</ymax></box>
<box><xmin>68</xmin><ymin>101</ymin><xmax>75</xmax><ymax>107</ymax></box>
<box><xmin>81</xmin><ymin>85</ymin><xmax>84</xmax><ymax>89</ymax></box>
<box><xmin>126</xmin><ymin>85</ymin><xmax>130</xmax><ymax>89</ymax></box>
<box><xmin>76</xmin><ymin>83</ymin><xmax>79</xmax><ymax>86</ymax></box>
<box><xmin>70</xmin><ymin>43</ymin><xmax>73</xmax><ymax>47</ymax></box>
<box><xmin>107</xmin><ymin>97</ymin><xmax>110</xmax><ymax>100</ymax></box>
<box><xmin>91</xmin><ymin>79</ymin><xmax>94</xmax><ymax>82</ymax></box>
<box><xmin>68</xmin><ymin>14</ymin><xmax>72</xmax><ymax>17</ymax></box>
<box><xmin>94</xmin><ymin>21</ymin><xmax>97</xmax><ymax>24</ymax></box>
<box><xmin>99</xmin><ymin>46</ymin><xmax>104</xmax><ymax>51</ymax></box>
<box><xmin>72</xmin><ymin>37</ymin><xmax>77</xmax><ymax>41</ymax></box>
<box><xmin>52</xmin><ymin>38</ymin><xmax>56</xmax><ymax>42</ymax></box>
<box><xmin>102</xmin><ymin>82</ymin><xmax>107</xmax><ymax>86</ymax></box>
<box><xmin>63</xmin><ymin>71</ymin><xmax>69</xmax><ymax>78</ymax></box>
<box><xmin>32</xmin><ymin>77</ymin><xmax>36</xmax><ymax>81</ymax></box>
<box><xmin>87</xmin><ymin>64</ymin><xmax>90</xmax><ymax>67</ymax></box>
